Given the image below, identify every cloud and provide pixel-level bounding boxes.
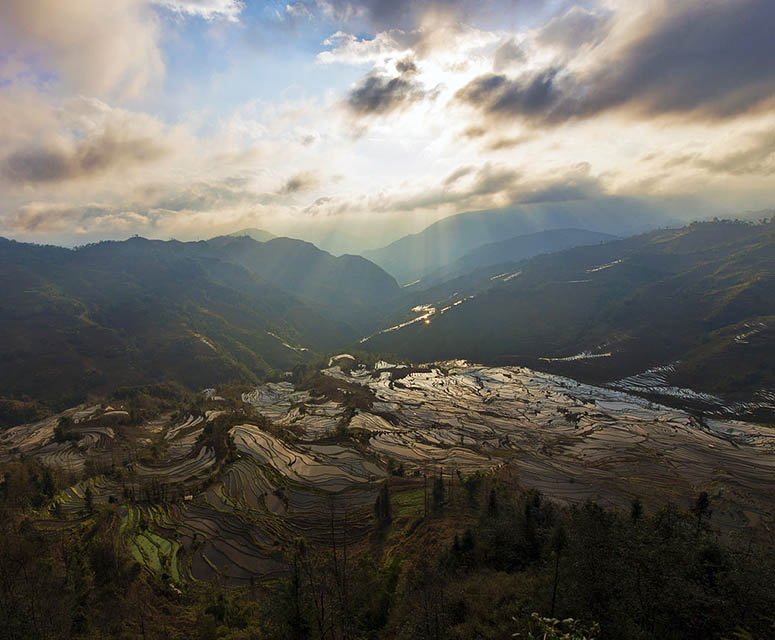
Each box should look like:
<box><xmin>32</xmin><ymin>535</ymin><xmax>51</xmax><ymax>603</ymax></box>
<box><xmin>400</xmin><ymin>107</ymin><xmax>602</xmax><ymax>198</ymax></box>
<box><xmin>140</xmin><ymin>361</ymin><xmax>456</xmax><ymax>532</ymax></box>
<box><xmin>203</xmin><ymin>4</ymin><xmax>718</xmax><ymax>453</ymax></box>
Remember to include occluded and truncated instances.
<box><xmin>516</xmin><ymin>166</ymin><xmax>603</xmax><ymax>203</ymax></box>
<box><xmin>387</xmin><ymin>163</ymin><xmax>521</xmax><ymax>212</ymax></box>
<box><xmin>3</xmin><ymin>130</ymin><xmax>167</xmax><ymax>184</ymax></box>
<box><xmin>317</xmin><ymin>18</ymin><xmax>497</xmax><ymax>67</ymax></box>
<box><xmin>285</xmin><ymin>2</ymin><xmax>313</xmax><ymax>20</ymax></box>
<box><xmin>456</xmin><ymin>70</ymin><xmax>561</xmax><ymax>120</ymax></box>
<box><xmin>317</xmin><ymin>29</ymin><xmax>418</xmax><ymax>65</ymax></box>
<box><xmin>316</xmin><ymin>0</ymin><xmax>548</xmax><ymax>32</ymax></box>
<box><xmin>386</xmin><ymin>163</ymin><xmax>606</xmax><ymax>213</ymax></box>
<box><xmin>537</xmin><ymin>6</ymin><xmax>611</xmax><ymax>50</ymax></box>
<box><xmin>278</xmin><ymin>171</ymin><xmax>320</xmax><ymax>194</ymax></box>
<box><xmin>460</xmin><ymin>126</ymin><xmax>486</xmax><ymax>139</ymax></box>
<box><xmin>492</xmin><ymin>39</ymin><xmax>525</xmax><ymax>72</ymax></box>
<box><xmin>395</xmin><ymin>56</ymin><xmax>418</xmax><ymax>75</ymax></box>
<box><xmin>0</xmin><ymin>96</ymin><xmax>175</xmax><ymax>185</ymax></box>
<box><xmin>485</xmin><ymin>136</ymin><xmax>529</xmax><ymax>151</ymax></box>
<box><xmin>456</xmin><ymin>0</ymin><xmax>775</xmax><ymax>125</ymax></box>
<box><xmin>152</xmin><ymin>0</ymin><xmax>244</xmax><ymax>21</ymax></box>
<box><xmin>665</xmin><ymin>129</ymin><xmax>775</xmax><ymax>176</ymax></box>
<box><xmin>4</xmin><ymin>202</ymin><xmax>147</xmax><ymax>234</ymax></box>
<box><xmin>347</xmin><ymin>72</ymin><xmax>430</xmax><ymax>115</ymax></box>
<box><xmin>2</xmin><ymin>176</ymin><xmax>277</xmax><ymax>235</ymax></box>
<box><xmin>443</xmin><ymin>166</ymin><xmax>474</xmax><ymax>187</ymax></box>
<box><xmin>151</xmin><ymin>180</ymin><xmax>270</xmax><ymax>211</ymax></box>
<box><xmin>0</xmin><ymin>0</ymin><xmax>164</xmax><ymax>98</ymax></box>
<box><xmin>700</xmin><ymin>133</ymin><xmax>775</xmax><ymax>176</ymax></box>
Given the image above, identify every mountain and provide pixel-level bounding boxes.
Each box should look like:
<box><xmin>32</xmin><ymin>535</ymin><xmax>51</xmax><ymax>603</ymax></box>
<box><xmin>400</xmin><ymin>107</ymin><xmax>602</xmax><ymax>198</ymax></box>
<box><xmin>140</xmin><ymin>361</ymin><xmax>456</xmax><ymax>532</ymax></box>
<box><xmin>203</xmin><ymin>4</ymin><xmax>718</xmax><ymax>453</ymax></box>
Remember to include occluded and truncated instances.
<box><xmin>290</xmin><ymin>229</ymin><xmax>372</xmax><ymax>256</ymax></box>
<box><xmin>414</xmin><ymin>228</ymin><xmax>616</xmax><ymax>288</ymax></box>
<box><xmin>227</xmin><ymin>227</ymin><xmax>277</xmax><ymax>243</ymax></box>
<box><xmin>0</xmin><ymin>235</ymin><xmax>398</xmax><ymax>410</ymax></box>
<box><xmin>360</xmin><ymin>221</ymin><xmax>775</xmax><ymax>401</ymax></box>
<box><xmin>205</xmin><ymin>235</ymin><xmax>400</xmax><ymax>328</ymax></box>
<box><xmin>363</xmin><ymin>197</ymin><xmax>676</xmax><ymax>284</ymax></box>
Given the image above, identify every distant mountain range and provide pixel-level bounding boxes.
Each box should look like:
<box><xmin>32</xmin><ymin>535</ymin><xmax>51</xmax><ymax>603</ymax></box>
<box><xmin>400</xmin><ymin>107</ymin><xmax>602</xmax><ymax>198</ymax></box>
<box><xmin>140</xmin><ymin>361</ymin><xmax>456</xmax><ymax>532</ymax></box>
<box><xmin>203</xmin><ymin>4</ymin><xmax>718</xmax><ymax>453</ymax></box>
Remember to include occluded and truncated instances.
<box><xmin>361</xmin><ymin>220</ymin><xmax>775</xmax><ymax>403</ymax></box>
<box><xmin>363</xmin><ymin>197</ymin><xmax>677</xmax><ymax>283</ymax></box>
<box><xmin>206</xmin><ymin>235</ymin><xmax>399</xmax><ymax>329</ymax></box>
<box><xmin>2</xmin><ymin>210</ymin><xmax>772</xmax><ymax>420</ymax></box>
<box><xmin>0</xmin><ymin>235</ymin><xmax>398</xmax><ymax>409</ymax></box>
<box><xmin>413</xmin><ymin>228</ymin><xmax>616</xmax><ymax>289</ymax></box>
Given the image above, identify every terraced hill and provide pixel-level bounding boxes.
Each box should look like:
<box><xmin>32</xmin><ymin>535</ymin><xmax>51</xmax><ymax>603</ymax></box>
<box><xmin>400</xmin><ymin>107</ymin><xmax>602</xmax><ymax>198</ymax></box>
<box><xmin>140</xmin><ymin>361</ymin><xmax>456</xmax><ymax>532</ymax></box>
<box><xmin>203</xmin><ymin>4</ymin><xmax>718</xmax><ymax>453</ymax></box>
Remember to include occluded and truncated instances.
<box><xmin>4</xmin><ymin>359</ymin><xmax>775</xmax><ymax>587</ymax></box>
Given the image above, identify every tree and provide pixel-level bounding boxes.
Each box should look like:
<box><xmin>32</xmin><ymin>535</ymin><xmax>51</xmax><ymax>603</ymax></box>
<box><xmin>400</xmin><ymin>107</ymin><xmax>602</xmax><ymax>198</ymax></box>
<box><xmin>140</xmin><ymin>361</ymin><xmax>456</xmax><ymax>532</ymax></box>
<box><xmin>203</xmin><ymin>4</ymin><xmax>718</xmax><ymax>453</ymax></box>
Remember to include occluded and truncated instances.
<box><xmin>375</xmin><ymin>482</ymin><xmax>392</xmax><ymax>526</ymax></box>
<box><xmin>630</xmin><ymin>497</ymin><xmax>643</xmax><ymax>524</ymax></box>
<box><xmin>488</xmin><ymin>487</ymin><xmax>499</xmax><ymax>517</ymax></box>
<box><xmin>84</xmin><ymin>485</ymin><xmax>94</xmax><ymax>516</ymax></box>
<box><xmin>550</xmin><ymin>524</ymin><xmax>568</xmax><ymax>617</ymax></box>
<box><xmin>692</xmin><ymin>491</ymin><xmax>711</xmax><ymax>536</ymax></box>
<box><xmin>432</xmin><ymin>474</ymin><xmax>445</xmax><ymax>512</ymax></box>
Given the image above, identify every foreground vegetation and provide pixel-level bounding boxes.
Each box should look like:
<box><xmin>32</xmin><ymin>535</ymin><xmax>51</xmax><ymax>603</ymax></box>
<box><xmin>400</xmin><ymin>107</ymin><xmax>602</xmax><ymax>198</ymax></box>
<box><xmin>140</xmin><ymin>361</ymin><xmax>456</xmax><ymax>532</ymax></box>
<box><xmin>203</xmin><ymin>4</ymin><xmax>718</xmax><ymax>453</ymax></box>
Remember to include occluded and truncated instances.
<box><xmin>2</xmin><ymin>447</ymin><xmax>773</xmax><ymax>640</ymax></box>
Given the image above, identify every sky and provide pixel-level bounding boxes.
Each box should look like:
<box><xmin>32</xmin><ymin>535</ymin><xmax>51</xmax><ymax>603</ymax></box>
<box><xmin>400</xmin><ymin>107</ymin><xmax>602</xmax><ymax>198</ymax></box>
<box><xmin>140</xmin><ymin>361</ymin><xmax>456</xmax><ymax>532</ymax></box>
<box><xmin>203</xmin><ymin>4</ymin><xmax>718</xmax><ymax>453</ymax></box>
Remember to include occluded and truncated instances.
<box><xmin>0</xmin><ymin>0</ymin><xmax>774</xmax><ymax>251</ymax></box>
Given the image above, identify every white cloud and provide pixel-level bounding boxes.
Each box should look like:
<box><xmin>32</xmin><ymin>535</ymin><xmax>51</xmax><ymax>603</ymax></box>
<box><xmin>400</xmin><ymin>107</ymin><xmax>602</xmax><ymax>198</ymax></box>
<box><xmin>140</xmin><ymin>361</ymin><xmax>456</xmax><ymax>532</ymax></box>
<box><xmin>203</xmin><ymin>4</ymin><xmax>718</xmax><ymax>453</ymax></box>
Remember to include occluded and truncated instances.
<box><xmin>152</xmin><ymin>0</ymin><xmax>244</xmax><ymax>21</ymax></box>
<box><xmin>0</xmin><ymin>0</ymin><xmax>164</xmax><ymax>99</ymax></box>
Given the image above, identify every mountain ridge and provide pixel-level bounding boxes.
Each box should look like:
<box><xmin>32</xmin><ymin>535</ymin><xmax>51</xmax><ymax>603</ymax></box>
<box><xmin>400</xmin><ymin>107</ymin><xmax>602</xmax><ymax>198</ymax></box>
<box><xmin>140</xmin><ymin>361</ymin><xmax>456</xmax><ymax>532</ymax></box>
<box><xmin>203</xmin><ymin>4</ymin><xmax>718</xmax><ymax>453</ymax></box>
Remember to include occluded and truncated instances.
<box><xmin>363</xmin><ymin>197</ymin><xmax>677</xmax><ymax>283</ymax></box>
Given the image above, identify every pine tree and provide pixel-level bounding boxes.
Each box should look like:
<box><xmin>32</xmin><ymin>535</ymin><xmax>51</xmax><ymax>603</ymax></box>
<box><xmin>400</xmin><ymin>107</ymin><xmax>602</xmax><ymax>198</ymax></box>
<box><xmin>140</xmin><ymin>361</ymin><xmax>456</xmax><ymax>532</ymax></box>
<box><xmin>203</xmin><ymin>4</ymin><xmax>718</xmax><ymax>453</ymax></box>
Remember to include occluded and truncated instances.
<box><xmin>374</xmin><ymin>482</ymin><xmax>391</xmax><ymax>526</ymax></box>
<box><xmin>432</xmin><ymin>474</ymin><xmax>445</xmax><ymax>511</ymax></box>
<box><xmin>84</xmin><ymin>485</ymin><xmax>93</xmax><ymax>516</ymax></box>
<box><xmin>630</xmin><ymin>497</ymin><xmax>643</xmax><ymax>524</ymax></box>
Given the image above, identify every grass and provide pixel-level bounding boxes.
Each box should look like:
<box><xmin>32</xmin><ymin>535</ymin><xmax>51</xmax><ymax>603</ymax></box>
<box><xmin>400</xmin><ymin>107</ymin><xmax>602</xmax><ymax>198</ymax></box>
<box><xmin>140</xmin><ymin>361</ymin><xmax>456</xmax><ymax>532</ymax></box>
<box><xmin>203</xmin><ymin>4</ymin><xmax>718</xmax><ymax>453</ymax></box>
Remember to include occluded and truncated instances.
<box><xmin>391</xmin><ymin>487</ymin><xmax>425</xmax><ymax>518</ymax></box>
<box><xmin>131</xmin><ymin>530</ymin><xmax>181</xmax><ymax>581</ymax></box>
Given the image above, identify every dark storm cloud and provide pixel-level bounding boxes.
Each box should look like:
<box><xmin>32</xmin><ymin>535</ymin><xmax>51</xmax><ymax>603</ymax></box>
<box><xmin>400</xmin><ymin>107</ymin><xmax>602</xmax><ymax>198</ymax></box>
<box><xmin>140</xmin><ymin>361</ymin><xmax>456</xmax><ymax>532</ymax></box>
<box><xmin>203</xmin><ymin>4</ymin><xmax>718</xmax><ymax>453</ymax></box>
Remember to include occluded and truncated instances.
<box><xmin>456</xmin><ymin>70</ymin><xmax>561</xmax><ymax>119</ymax></box>
<box><xmin>456</xmin><ymin>0</ymin><xmax>775</xmax><ymax>125</ymax></box>
<box><xmin>3</xmin><ymin>131</ymin><xmax>167</xmax><ymax>184</ymax></box>
<box><xmin>347</xmin><ymin>73</ymin><xmax>429</xmax><ymax>115</ymax></box>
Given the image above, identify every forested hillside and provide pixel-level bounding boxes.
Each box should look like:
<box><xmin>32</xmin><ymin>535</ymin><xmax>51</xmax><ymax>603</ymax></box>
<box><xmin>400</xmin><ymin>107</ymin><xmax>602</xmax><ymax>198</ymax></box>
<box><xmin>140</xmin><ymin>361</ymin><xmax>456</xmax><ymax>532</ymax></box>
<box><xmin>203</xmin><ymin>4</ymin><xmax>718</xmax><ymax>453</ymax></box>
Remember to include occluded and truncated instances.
<box><xmin>0</xmin><ymin>235</ymin><xmax>398</xmax><ymax>419</ymax></box>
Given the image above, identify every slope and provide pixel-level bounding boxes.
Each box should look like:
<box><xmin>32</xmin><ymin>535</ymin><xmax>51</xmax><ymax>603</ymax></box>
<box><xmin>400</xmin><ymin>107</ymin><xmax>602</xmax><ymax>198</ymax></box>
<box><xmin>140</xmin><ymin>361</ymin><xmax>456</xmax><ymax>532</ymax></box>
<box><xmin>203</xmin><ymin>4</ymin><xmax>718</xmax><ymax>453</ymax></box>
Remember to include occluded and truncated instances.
<box><xmin>360</xmin><ymin>221</ymin><xmax>775</xmax><ymax>401</ymax></box>
<box><xmin>206</xmin><ymin>235</ymin><xmax>400</xmax><ymax>329</ymax></box>
<box><xmin>0</xmin><ymin>236</ymin><xmax>365</xmax><ymax>409</ymax></box>
<box><xmin>363</xmin><ymin>197</ymin><xmax>674</xmax><ymax>283</ymax></box>
<box><xmin>415</xmin><ymin>228</ymin><xmax>616</xmax><ymax>288</ymax></box>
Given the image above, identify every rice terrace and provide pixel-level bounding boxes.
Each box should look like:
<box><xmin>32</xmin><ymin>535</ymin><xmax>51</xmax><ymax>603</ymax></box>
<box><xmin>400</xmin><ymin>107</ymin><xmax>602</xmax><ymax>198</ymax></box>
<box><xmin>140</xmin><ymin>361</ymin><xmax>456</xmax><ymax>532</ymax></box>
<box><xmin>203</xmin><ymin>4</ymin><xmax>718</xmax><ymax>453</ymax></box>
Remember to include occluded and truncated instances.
<box><xmin>4</xmin><ymin>357</ymin><xmax>775</xmax><ymax>586</ymax></box>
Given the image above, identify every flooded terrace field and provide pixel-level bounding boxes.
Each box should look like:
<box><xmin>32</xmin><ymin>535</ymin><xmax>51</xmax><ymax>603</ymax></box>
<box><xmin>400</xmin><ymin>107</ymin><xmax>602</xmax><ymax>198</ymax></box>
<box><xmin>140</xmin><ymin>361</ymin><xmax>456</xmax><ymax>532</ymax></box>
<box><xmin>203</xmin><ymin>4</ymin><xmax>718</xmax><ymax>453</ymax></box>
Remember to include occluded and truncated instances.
<box><xmin>244</xmin><ymin>361</ymin><xmax>775</xmax><ymax>537</ymax></box>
